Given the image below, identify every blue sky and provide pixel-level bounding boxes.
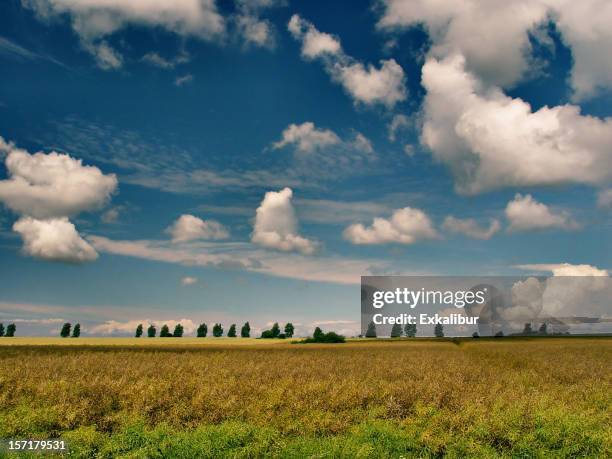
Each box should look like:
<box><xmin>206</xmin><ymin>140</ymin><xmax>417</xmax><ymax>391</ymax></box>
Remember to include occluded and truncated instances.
<box><xmin>0</xmin><ymin>0</ymin><xmax>610</xmax><ymax>336</ymax></box>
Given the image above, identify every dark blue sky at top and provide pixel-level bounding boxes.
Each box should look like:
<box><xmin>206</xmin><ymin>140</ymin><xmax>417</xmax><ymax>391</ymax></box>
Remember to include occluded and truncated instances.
<box><xmin>0</xmin><ymin>0</ymin><xmax>609</xmax><ymax>335</ymax></box>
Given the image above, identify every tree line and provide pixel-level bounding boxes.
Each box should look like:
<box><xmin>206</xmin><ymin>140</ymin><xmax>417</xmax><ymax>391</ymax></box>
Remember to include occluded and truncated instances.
<box><xmin>364</xmin><ymin>322</ymin><xmax>445</xmax><ymax>338</ymax></box>
<box><xmin>131</xmin><ymin>321</ymin><xmax>297</xmax><ymax>338</ymax></box>
<box><xmin>0</xmin><ymin>323</ymin><xmax>16</xmax><ymax>337</ymax></box>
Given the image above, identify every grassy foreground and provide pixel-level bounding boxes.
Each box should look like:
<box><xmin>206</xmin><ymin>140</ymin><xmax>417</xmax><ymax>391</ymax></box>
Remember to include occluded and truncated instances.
<box><xmin>0</xmin><ymin>338</ymin><xmax>610</xmax><ymax>458</ymax></box>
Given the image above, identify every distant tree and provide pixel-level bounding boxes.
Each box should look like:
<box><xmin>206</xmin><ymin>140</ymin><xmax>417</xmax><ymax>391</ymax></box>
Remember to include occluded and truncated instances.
<box><xmin>523</xmin><ymin>323</ymin><xmax>532</xmax><ymax>335</ymax></box>
<box><xmin>434</xmin><ymin>323</ymin><xmax>444</xmax><ymax>338</ymax></box>
<box><xmin>284</xmin><ymin>323</ymin><xmax>295</xmax><ymax>338</ymax></box>
<box><xmin>212</xmin><ymin>323</ymin><xmax>223</xmax><ymax>337</ymax></box>
<box><xmin>260</xmin><ymin>330</ymin><xmax>274</xmax><ymax>338</ymax></box>
<box><xmin>0</xmin><ymin>323</ymin><xmax>4</xmax><ymax>337</ymax></box>
<box><xmin>160</xmin><ymin>324</ymin><xmax>171</xmax><ymax>337</ymax></box>
<box><xmin>227</xmin><ymin>324</ymin><xmax>237</xmax><ymax>337</ymax></box>
<box><xmin>303</xmin><ymin>330</ymin><xmax>345</xmax><ymax>343</ymax></box>
<box><xmin>60</xmin><ymin>322</ymin><xmax>71</xmax><ymax>338</ymax></box>
<box><xmin>197</xmin><ymin>323</ymin><xmax>208</xmax><ymax>337</ymax></box>
<box><xmin>271</xmin><ymin>322</ymin><xmax>280</xmax><ymax>338</ymax></box>
<box><xmin>390</xmin><ymin>323</ymin><xmax>403</xmax><ymax>338</ymax></box>
<box><xmin>135</xmin><ymin>324</ymin><xmax>143</xmax><ymax>338</ymax></box>
<box><xmin>5</xmin><ymin>324</ymin><xmax>16</xmax><ymax>337</ymax></box>
<box><xmin>72</xmin><ymin>323</ymin><xmax>81</xmax><ymax>338</ymax></box>
<box><xmin>495</xmin><ymin>331</ymin><xmax>504</xmax><ymax>337</ymax></box>
<box><xmin>472</xmin><ymin>332</ymin><xmax>480</xmax><ymax>338</ymax></box>
<box><xmin>278</xmin><ymin>333</ymin><xmax>286</xmax><ymax>339</ymax></box>
<box><xmin>320</xmin><ymin>331</ymin><xmax>344</xmax><ymax>343</ymax></box>
<box><xmin>365</xmin><ymin>321</ymin><xmax>377</xmax><ymax>338</ymax></box>
<box><xmin>539</xmin><ymin>323</ymin><xmax>548</xmax><ymax>335</ymax></box>
<box><xmin>404</xmin><ymin>323</ymin><xmax>416</xmax><ymax>338</ymax></box>
<box><xmin>241</xmin><ymin>322</ymin><xmax>250</xmax><ymax>338</ymax></box>
<box><xmin>173</xmin><ymin>324</ymin><xmax>184</xmax><ymax>337</ymax></box>
<box><xmin>147</xmin><ymin>324</ymin><xmax>156</xmax><ymax>337</ymax></box>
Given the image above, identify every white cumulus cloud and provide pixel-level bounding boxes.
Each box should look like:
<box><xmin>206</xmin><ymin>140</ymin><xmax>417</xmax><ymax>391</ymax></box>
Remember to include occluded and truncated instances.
<box><xmin>516</xmin><ymin>262</ymin><xmax>608</xmax><ymax>277</ymax></box>
<box><xmin>0</xmin><ymin>136</ymin><xmax>117</xmax><ymax>219</ymax></box>
<box><xmin>0</xmin><ymin>136</ymin><xmax>116</xmax><ymax>263</ymax></box>
<box><xmin>272</xmin><ymin>122</ymin><xmax>340</xmax><ymax>153</ymax></box>
<box><xmin>288</xmin><ymin>14</ymin><xmax>342</xmax><ymax>59</ymax></box>
<box><xmin>505</xmin><ymin>194</ymin><xmax>579</xmax><ymax>232</ymax></box>
<box><xmin>515</xmin><ymin>263</ymin><xmax>609</xmax><ymax>318</ymax></box>
<box><xmin>420</xmin><ymin>55</ymin><xmax>612</xmax><ymax>194</ymax></box>
<box><xmin>333</xmin><ymin>59</ymin><xmax>406</xmax><ymax>108</ymax></box>
<box><xmin>251</xmin><ymin>187</ymin><xmax>317</xmax><ymax>255</ymax></box>
<box><xmin>343</xmin><ymin>207</ymin><xmax>438</xmax><ymax>245</ymax></box>
<box><xmin>287</xmin><ymin>14</ymin><xmax>406</xmax><ymax>108</ymax></box>
<box><xmin>234</xmin><ymin>0</ymin><xmax>281</xmax><ymax>49</ymax></box>
<box><xmin>23</xmin><ymin>0</ymin><xmax>225</xmax><ymax>69</ymax></box>
<box><xmin>377</xmin><ymin>0</ymin><xmax>612</xmax><ymax>100</ymax></box>
<box><xmin>13</xmin><ymin>216</ymin><xmax>98</xmax><ymax>263</ymax></box>
<box><xmin>166</xmin><ymin>214</ymin><xmax>229</xmax><ymax>243</ymax></box>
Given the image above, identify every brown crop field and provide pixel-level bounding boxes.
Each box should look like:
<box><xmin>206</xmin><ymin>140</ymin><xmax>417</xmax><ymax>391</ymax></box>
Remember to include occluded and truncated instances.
<box><xmin>0</xmin><ymin>337</ymin><xmax>610</xmax><ymax>458</ymax></box>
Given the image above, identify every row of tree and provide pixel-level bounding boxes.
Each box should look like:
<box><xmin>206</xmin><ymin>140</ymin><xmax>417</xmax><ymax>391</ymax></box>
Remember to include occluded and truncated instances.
<box><xmin>134</xmin><ymin>323</ymin><xmax>186</xmax><ymax>338</ymax></box>
<box><xmin>132</xmin><ymin>321</ymin><xmax>297</xmax><ymax>338</ymax></box>
<box><xmin>260</xmin><ymin>322</ymin><xmax>294</xmax><ymax>339</ymax></box>
<box><xmin>364</xmin><ymin>322</ymin><xmax>445</xmax><ymax>338</ymax></box>
<box><xmin>0</xmin><ymin>323</ymin><xmax>16</xmax><ymax>337</ymax></box>
<box><xmin>522</xmin><ymin>322</ymin><xmax>549</xmax><ymax>335</ymax></box>
<box><xmin>60</xmin><ymin>323</ymin><xmax>80</xmax><ymax>337</ymax></box>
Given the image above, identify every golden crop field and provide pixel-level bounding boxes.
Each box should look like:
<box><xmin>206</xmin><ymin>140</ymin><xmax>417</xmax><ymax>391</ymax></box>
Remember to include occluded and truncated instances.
<box><xmin>0</xmin><ymin>338</ymin><xmax>610</xmax><ymax>458</ymax></box>
<box><xmin>0</xmin><ymin>337</ymin><xmax>288</xmax><ymax>347</ymax></box>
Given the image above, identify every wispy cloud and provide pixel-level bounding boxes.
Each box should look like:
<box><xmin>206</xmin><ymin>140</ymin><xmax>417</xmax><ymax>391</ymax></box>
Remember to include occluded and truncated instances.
<box><xmin>35</xmin><ymin>117</ymin><xmax>381</xmax><ymax>195</ymax></box>
<box><xmin>174</xmin><ymin>74</ymin><xmax>194</xmax><ymax>86</ymax></box>
<box><xmin>0</xmin><ymin>36</ymin><xmax>66</xmax><ymax>68</ymax></box>
<box><xmin>88</xmin><ymin>235</ymin><xmax>384</xmax><ymax>285</ymax></box>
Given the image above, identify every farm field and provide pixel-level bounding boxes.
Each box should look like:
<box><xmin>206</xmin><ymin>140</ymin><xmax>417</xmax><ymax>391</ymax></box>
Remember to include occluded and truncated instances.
<box><xmin>0</xmin><ymin>337</ymin><xmax>290</xmax><ymax>347</ymax></box>
<box><xmin>0</xmin><ymin>338</ymin><xmax>610</xmax><ymax>458</ymax></box>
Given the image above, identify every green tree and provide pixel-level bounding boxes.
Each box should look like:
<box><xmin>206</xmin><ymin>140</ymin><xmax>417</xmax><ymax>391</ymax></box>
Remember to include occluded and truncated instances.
<box><xmin>72</xmin><ymin>323</ymin><xmax>81</xmax><ymax>338</ymax></box>
<box><xmin>260</xmin><ymin>330</ymin><xmax>274</xmax><ymax>338</ymax></box>
<box><xmin>271</xmin><ymin>322</ymin><xmax>280</xmax><ymax>338</ymax></box>
<box><xmin>212</xmin><ymin>323</ymin><xmax>223</xmax><ymax>337</ymax></box>
<box><xmin>5</xmin><ymin>324</ymin><xmax>16</xmax><ymax>337</ymax></box>
<box><xmin>173</xmin><ymin>323</ymin><xmax>184</xmax><ymax>337</ymax></box>
<box><xmin>0</xmin><ymin>323</ymin><xmax>4</xmax><ymax>337</ymax></box>
<box><xmin>365</xmin><ymin>321</ymin><xmax>377</xmax><ymax>338</ymax></box>
<box><xmin>60</xmin><ymin>322</ymin><xmax>71</xmax><ymax>338</ymax></box>
<box><xmin>160</xmin><ymin>324</ymin><xmax>171</xmax><ymax>337</ymax></box>
<box><xmin>523</xmin><ymin>323</ymin><xmax>533</xmax><ymax>335</ymax></box>
<box><xmin>147</xmin><ymin>324</ymin><xmax>156</xmax><ymax>337</ymax></box>
<box><xmin>313</xmin><ymin>327</ymin><xmax>324</xmax><ymax>340</ymax></box>
<box><xmin>390</xmin><ymin>323</ymin><xmax>403</xmax><ymax>338</ymax></box>
<box><xmin>197</xmin><ymin>323</ymin><xmax>207</xmax><ymax>337</ymax></box>
<box><xmin>240</xmin><ymin>322</ymin><xmax>250</xmax><ymax>338</ymax></box>
<box><xmin>284</xmin><ymin>323</ymin><xmax>295</xmax><ymax>338</ymax></box>
<box><xmin>227</xmin><ymin>324</ymin><xmax>237</xmax><ymax>337</ymax></box>
<box><xmin>434</xmin><ymin>323</ymin><xmax>444</xmax><ymax>337</ymax></box>
<box><xmin>404</xmin><ymin>323</ymin><xmax>417</xmax><ymax>338</ymax></box>
<box><xmin>135</xmin><ymin>324</ymin><xmax>143</xmax><ymax>338</ymax></box>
